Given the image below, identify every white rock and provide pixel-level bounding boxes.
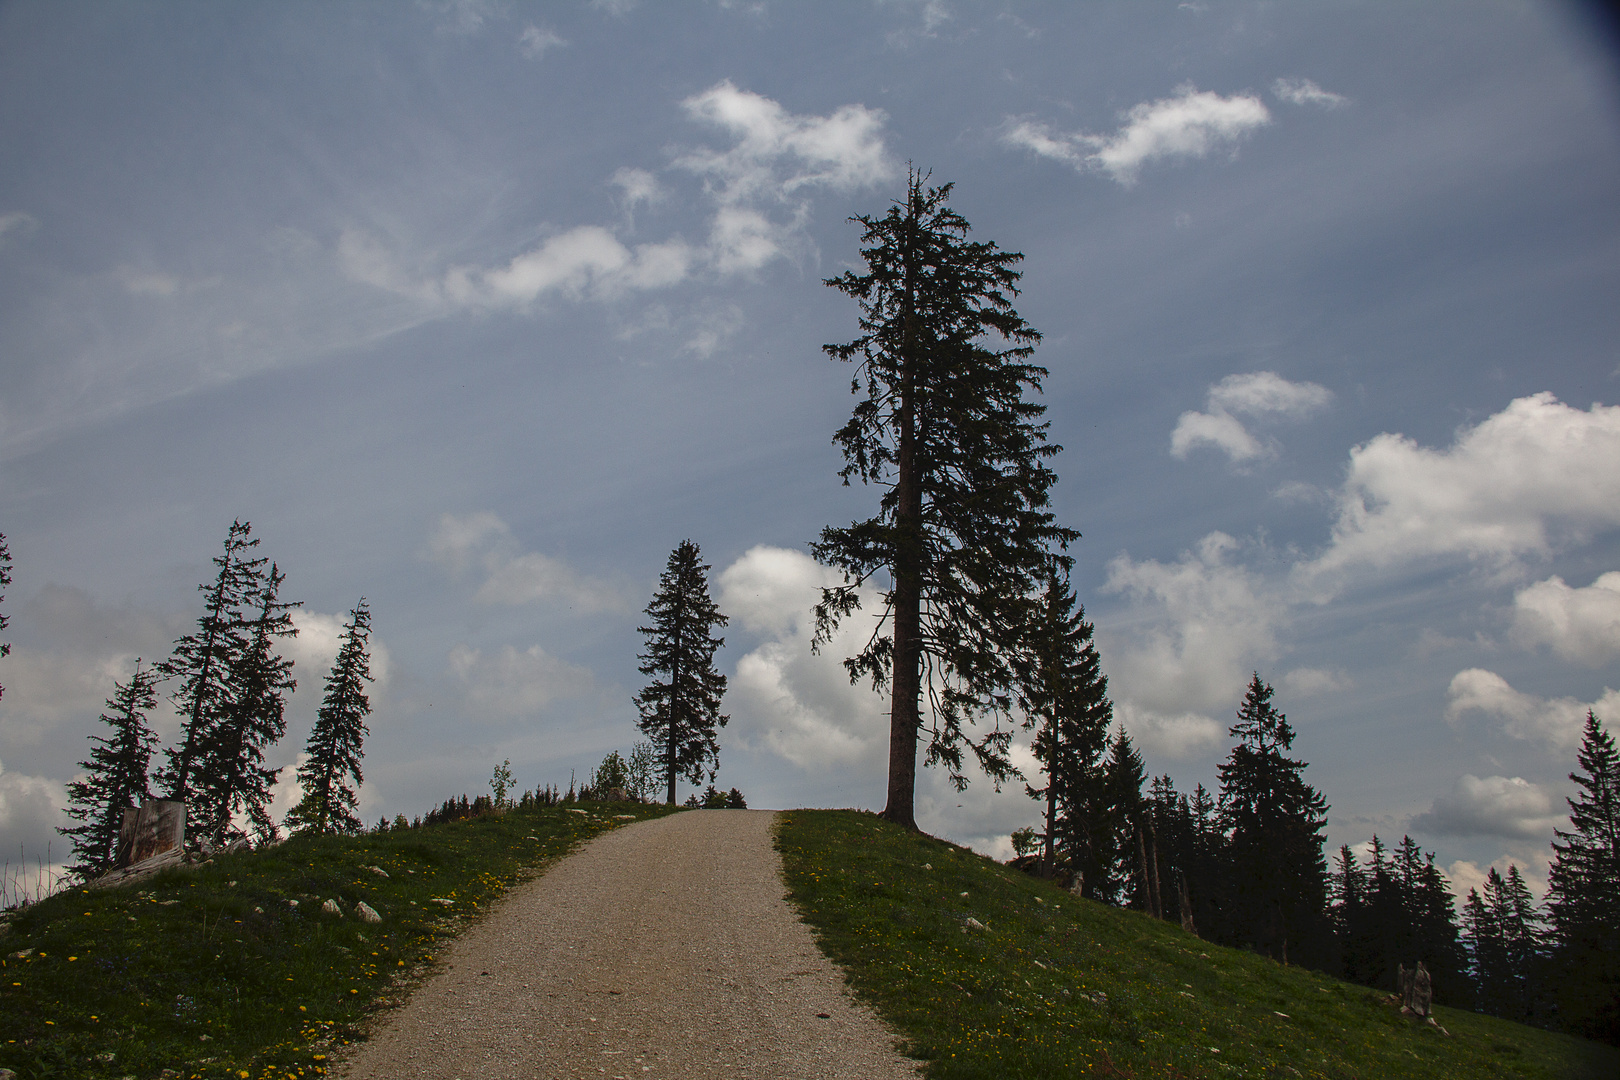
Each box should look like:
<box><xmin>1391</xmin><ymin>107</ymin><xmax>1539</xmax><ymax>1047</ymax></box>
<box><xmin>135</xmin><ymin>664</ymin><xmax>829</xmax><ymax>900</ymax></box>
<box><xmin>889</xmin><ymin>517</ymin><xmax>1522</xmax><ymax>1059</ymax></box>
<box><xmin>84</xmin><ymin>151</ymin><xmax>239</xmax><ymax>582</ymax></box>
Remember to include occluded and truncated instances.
<box><xmin>429</xmin><ymin>897</ymin><xmax>454</xmax><ymax>906</ymax></box>
<box><xmin>964</xmin><ymin>917</ymin><xmax>989</xmax><ymax>932</ymax></box>
<box><xmin>356</xmin><ymin>902</ymin><xmax>381</xmax><ymax>923</ymax></box>
<box><xmin>366</xmin><ymin>865</ymin><xmax>389</xmax><ymax>878</ymax></box>
<box><xmin>321</xmin><ymin>899</ymin><xmax>343</xmax><ymax>916</ymax></box>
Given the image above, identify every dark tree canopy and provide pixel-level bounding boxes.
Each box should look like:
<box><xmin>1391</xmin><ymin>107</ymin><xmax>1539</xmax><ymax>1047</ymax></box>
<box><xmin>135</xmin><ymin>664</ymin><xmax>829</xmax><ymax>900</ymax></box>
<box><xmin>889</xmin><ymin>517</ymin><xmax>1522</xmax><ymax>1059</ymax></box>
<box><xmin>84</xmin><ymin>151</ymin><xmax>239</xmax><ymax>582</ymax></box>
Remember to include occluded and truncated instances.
<box><xmin>0</xmin><ymin>531</ymin><xmax>10</xmax><ymax>701</ymax></box>
<box><xmin>635</xmin><ymin>540</ymin><xmax>729</xmax><ymax>805</ymax></box>
<box><xmin>1545</xmin><ymin>710</ymin><xmax>1620</xmax><ymax>1042</ymax></box>
<box><xmin>1019</xmin><ymin>569</ymin><xmax>1112</xmax><ymax>880</ymax></box>
<box><xmin>155</xmin><ymin>520</ymin><xmax>265</xmax><ymax>805</ymax></box>
<box><xmin>59</xmin><ymin>660</ymin><xmax>163</xmax><ymax>879</ymax></box>
<box><xmin>1217</xmin><ymin>674</ymin><xmax>1330</xmax><ymax>966</ymax></box>
<box><xmin>813</xmin><ymin>170</ymin><xmax>1077</xmax><ymax>828</ymax></box>
<box><xmin>286</xmin><ymin>599</ymin><xmax>374</xmax><ymax>836</ymax></box>
<box><xmin>194</xmin><ymin>562</ymin><xmax>298</xmax><ymax>845</ymax></box>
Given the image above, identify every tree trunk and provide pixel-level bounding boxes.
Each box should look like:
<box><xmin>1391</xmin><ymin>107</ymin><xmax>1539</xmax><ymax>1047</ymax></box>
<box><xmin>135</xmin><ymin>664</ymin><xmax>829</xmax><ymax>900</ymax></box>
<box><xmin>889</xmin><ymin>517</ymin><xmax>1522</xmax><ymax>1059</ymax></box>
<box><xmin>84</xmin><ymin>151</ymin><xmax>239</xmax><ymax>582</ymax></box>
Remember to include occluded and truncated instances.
<box><xmin>1041</xmin><ymin>751</ymin><xmax>1057</xmax><ymax>879</ymax></box>
<box><xmin>1149</xmin><ymin>825</ymin><xmax>1164</xmax><ymax>920</ymax></box>
<box><xmin>882</xmin><ymin>187</ymin><xmax>923</xmax><ymax>831</ymax></box>
<box><xmin>666</xmin><ymin>618</ymin><xmax>682</xmax><ymax>805</ymax></box>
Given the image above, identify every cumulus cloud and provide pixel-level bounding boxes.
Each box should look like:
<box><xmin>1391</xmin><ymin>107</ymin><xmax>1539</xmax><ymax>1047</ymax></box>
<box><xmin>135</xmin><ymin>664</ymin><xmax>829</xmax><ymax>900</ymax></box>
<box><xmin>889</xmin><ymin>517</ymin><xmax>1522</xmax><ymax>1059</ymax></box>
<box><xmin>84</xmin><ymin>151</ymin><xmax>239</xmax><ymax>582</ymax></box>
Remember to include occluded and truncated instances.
<box><xmin>611</xmin><ymin>167</ymin><xmax>663</xmax><ymax>209</ymax></box>
<box><xmin>717</xmin><ymin>546</ymin><xmax>890</xmax><ymax>770</ymax></box>
<box><xmin>1445</xmin><ymin>668</ymin><xmax>1619</xmax><ymax>752</ymax></box>
<box><xmin>286</xmin><ymin>608</ymin><xmax>393</xmax><ymax>692</ymax></box>
<box><xmin>448</xmin><ymin>643</ymin><xmax>595</xmax><ymax>717</ymax></box>
<box><xmin>0</xmin><ymin>760</ymin><xmax>69</xmax><ymax>904</ymax></box>
<box><xmin>1304</xmin><ymin>394</ymin><xmax>1620</xmax><ymax>581</ymax></box>
<box><xmin>1272</xmin><ymin>78</ymin><xmax>1349</xmax><ymax>108</ymax></box>
<box><xmin>1171</xmin><ymin>371</ymin><xmax>1332</xmax><ymax>464</ymax></box>
<box><xmin>1411</xmin><ymin>774</ymin><xmax>1564</xmax><ymax>839</ymax></box>
<box><xmin>1101</xmin><ymin>532</ymin><xmax>1284</xmax><ymax>757</ymax></box>
<box><xmin>677</xmin><ymin>80</ymin><xmax>893</xmax><ymax>270</ymax></box>
<box><xmin>1512</xmin><ymin>571</ymin><xmax>1620</xmax><ymax>666</ymax></box>
<box><xmin>1281</xmin><ymin>667</ymin><xmax>1351</xmax><ymax>697</ymax></box>
<box><xmin>518</xmin><ymin>25</ymin><xmax>565</xmax><ymax>58</ymax></box>
<box><xmin>1003</xmin><ymin>85</ymin><xmax>1270</xmax><ymax>186</ymax></box>
<box><xmin>428</xmin><ymin>512</ymin><xmax>633</xmax><ymax>613</ymax></box>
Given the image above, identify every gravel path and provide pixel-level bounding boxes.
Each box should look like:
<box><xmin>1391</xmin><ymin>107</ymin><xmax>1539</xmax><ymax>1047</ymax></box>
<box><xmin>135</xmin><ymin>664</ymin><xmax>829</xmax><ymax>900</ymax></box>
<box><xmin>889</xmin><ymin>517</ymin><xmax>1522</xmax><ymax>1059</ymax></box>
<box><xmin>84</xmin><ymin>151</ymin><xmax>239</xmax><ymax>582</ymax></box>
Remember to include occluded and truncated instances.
<box><xmin>337</xmin><ymin>809</ymin><xmax>921</xmax><ymax>1080</ymax></box>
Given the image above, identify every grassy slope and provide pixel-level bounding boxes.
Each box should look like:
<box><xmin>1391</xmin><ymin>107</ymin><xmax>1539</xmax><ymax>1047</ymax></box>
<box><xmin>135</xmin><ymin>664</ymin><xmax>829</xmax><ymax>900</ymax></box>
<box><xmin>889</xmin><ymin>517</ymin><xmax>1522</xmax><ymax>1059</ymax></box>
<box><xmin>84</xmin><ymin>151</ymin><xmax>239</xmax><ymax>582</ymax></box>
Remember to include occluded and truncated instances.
<box><xmin>776</xmin><ymin>809</ymin><xmax>1619</xmax><ymax>1080</ymax></box>
<box><xmin>0</xmin><ymin>801</ymin><xmax>675</xmax><ymax>1080</ymax></box>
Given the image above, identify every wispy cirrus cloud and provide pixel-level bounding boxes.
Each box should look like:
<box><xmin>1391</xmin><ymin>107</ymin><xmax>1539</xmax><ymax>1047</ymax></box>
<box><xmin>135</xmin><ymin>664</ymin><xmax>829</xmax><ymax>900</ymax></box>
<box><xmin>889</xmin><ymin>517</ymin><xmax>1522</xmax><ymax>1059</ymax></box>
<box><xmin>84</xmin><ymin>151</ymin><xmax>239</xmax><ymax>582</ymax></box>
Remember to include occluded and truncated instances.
<box><xmin>1272</xmin><ymin>78</ymin><xmax>1349</xmax><ymax>109</ymax></box>
<box><xmin>1003</xmin><ymin>85</ymin><xmax>1270</xmax><ymax>186</ymax></box>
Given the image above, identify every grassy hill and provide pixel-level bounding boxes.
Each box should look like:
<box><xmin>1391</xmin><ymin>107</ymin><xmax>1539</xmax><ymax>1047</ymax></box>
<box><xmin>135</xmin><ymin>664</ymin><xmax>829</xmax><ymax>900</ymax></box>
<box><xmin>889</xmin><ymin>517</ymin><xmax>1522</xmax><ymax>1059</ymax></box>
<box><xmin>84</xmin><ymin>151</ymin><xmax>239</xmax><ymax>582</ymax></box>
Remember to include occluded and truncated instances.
<box><xmin>0</xmin><ymin>801</ymin><xmax>676</xmax><ymax>1080</ymax></box>
<box><xmin>3</xmin><ymin>804</ymin><xmax>1611</xmax><ymax>1079</ymax></box>
<box><xmin>775</xmin><ymin>809</ymin><xmax>1619</xmax><ymax>1080</ymax></box>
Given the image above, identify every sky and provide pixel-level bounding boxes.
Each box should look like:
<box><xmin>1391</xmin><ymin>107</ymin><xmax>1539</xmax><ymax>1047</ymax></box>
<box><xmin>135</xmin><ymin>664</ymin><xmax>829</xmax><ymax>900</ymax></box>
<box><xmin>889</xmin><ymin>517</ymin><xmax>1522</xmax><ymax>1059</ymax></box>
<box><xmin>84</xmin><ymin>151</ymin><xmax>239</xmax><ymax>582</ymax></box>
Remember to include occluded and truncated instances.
<box><xmin>1</xmin><ymin>1</ymin><xmax>1617</xmax><ymax>907</ymax></box>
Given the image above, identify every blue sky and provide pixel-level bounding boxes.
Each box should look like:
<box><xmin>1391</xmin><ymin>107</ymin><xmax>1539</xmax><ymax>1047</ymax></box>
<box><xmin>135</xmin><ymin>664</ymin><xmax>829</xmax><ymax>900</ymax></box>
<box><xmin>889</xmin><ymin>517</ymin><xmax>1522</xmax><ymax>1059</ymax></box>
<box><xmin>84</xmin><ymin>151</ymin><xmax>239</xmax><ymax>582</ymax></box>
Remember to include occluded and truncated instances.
<box><xmin>1</xmin><ymin>1</ymin><xmax>1617</xmax><ymax>904</ymax></box>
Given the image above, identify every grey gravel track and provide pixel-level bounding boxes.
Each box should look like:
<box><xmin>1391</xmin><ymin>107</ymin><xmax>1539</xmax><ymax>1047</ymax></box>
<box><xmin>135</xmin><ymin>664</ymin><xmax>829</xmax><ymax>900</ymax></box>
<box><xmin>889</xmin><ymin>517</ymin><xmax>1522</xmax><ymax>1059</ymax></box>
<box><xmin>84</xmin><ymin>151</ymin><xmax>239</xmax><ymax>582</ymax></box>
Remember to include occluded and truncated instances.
<box><xmin>336</xmin><ymin>809</ymin><xmax>921</xmax><ymax>1080</ymax></box>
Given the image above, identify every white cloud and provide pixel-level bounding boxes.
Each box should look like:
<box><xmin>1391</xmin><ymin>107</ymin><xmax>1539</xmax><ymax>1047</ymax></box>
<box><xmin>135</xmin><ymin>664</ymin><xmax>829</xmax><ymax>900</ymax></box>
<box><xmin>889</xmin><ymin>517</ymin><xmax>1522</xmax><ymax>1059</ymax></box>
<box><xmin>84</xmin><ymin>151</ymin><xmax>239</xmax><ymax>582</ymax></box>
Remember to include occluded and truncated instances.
<box><xmin>0</xmin><ymin>211</ymin><xmax>39</xmax><ymax>247</ymax></box>
<box><xmin>287</xmin><ymin>608</ymin><xmax>393</xmax><ymax>693</ymax></box>
<box><xmin>1512</xmin><ymin>571</ymin><xmax>1620</xmax><ymax>666</ymax></box>
<box><xmin>1411</xmin><ymin>774</ymin><xmax>1564</xmax><ymax>839</ymax></box>
<box><xmin>1101</xmin><ymin>531</ymin><xmax>1285</xmax><ymax>757</ymax></box>
<box><xmin>1272</xmin><ymin>78</ymin><xmax>1349</xmax><ymax>108</ymax></box>
<box><xmin>611</xmin><ymin>167</ymin><xmax>663</xmax><ymax>209</ymax></box>
<box><xmin>428</xmin><ymin>512</ymin><xmax>633</xmax><ymax>613</ymax></box>
<box><xmin>676</xmin><ymin>81</ymin><xmax>893</xmax><ymax>270</ymax></box>
<box><xmin>1003</xmin><ymin>85</ymin><xmax>1270</xmax><ymax>186</ymax></box>
<box><xmin>1171</xmin><ymin>371</ymin><xmax>1332</xmax><ymax>464</ymax></box>
<box><xmin>518</xmin><ymin>25</ymin><xmax>565</xmax><ymax>58</ymax></box>
<box><xmin>1445</xmin><ymin>668</ymin><xmax>1619</xmax><ymax>752</ymax></box>
<box><xmin>717</xmin><ymin>546</ymin><xmax>890</xmax><ymax>770</ymax></box>
<box><xmin>590</xmin><ymin>0</ymin><xmax>637</xmax><ymax>15</ymax></box>
<box><xmin>1281</xmin><ymin>667</ymin><xmax>1351</xmax><ymax>697</ymax></box>
<box><xmin>423</xmin><ymin>0</ymin><xmax>501</xmax><ymax>36</ymax></box>
<box><xmin>0</xmin><ymin>760</ymin><xmax>70</xmax><ymax>904</ymax></box>
<box><xmin>1304</xmin><ymin>394</ymin><xmax>1620</xmax><ymax>581</ymax></box>
<box><xmin>115</xmin><ymin>266</ymin><xmax>182</xmax><ymax>297</ymax></box>
<box><xmin>448</xmin><ymin>643</ymin><xmax>595</xmax><ymax>717</ymax></box>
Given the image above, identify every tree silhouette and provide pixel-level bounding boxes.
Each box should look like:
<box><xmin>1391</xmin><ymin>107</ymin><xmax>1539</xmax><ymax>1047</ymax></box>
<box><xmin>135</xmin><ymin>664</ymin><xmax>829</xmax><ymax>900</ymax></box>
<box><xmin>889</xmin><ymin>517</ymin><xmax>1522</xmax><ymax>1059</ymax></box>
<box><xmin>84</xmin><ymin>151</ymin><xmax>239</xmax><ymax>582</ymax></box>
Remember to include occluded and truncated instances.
<box><xmin>59</xmin><ymin>660</ymin><xmax>163</xmax><ymax>878</ymax></box>
<box><xmin>814</xmin><ymin>169</ymin><xmax>1076</xmax><ymax>828</ymax></box>
<box><xmin>1217</xmin><ymin>674</ymin><xmax>1329</xmax><ymax>965</ymax></box>
<box><xmin>635</xmin><ymin>541</ymin><xmax>729</xmax><ymax>805</ymax></box>
<box><xmin>286</xmin><ymin>600</ymin><xmax>373</xmax><ymax>835</ymax></box>
<box><xmin>1545</xmin><ymin>710</ymin><xmax>1620</xmax><ymax>1042</ymax></box>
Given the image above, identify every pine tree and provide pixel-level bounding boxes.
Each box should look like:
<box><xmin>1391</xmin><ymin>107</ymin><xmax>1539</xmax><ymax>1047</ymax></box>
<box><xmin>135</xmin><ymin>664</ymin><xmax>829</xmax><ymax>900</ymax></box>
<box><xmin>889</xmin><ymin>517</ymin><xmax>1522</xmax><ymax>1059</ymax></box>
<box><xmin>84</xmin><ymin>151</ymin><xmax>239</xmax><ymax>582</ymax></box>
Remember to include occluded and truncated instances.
<box><xmin>634</xmin><ymin>541</ymin><xmax>729</xmax><ymax>805</ymax></box>
<box><xmin>192</xmin><ymin>563</ymin><xmax>298</xmax><ymax>845</ymax></box>
<box><xmin>1544</xmin><ymin>710</ymin><xmax>1620</xmax><ymax>1043</ymax></box>
<box><xmin>1076</xmin><ymin>725</ymin><xmax>1144</xmax><ymax>905</ymax></box>
<box><xmin>155</xmin><ymin>521</ymin><xmax>265</xmax><ymax>804</ymax></box>
<box><xmin>1018</xmin><ymin>569</ymin><xmax>1112</xmax><ymax>879</ymax></box>
<box><xmin>1217</xmin><ymin>674</ymin><xmax>1330</xmax><ymax>965</ymax></box>
<box><xmin>285</xmin><ymin>600</ymin><xmax>373</xmax><ymax>836</ymax></box>
<box><xmin>0</xmin><ymin>531</ymin><xmax>11</xmax><ymax>701</ymax></box>
<box><xmin>812</xmin><ymin>170</ymin><xmax>1078</xmax><ymax>829</ymax></box>
<box><xmin>59</xmin><ymin>660</ymin><xmax>163</xmax><ymax>878</ymax></box>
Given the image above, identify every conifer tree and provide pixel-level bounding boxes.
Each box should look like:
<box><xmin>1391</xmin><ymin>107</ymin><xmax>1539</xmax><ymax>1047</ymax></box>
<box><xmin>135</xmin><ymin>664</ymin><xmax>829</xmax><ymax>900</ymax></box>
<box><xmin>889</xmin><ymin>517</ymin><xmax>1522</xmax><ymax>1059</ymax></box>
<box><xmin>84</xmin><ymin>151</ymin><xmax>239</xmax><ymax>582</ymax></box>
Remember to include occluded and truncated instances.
<box><xmin>0</xmin><ymin>531</ymin><xmax>10</xmax><ymax>701</ymax></box>
<box><xmin>1465</xmin><ymin>866</ymin><xmax>1540</xmax><ymax>1019</ymax></box>
<box><xmin>286</xmin><ymin>600</ymin><xmax>373</xmax><ymax>835</ymax></box>
<box><xmin>193</xmin><ymin>563</ymin><xmax>297</xmax><ymax>845</ymax></box>
<box><xmin>1074</xmin><ymin>725</ymin><xmax>1144</xmax><ymax>904</ymax></box>
<box><xmin>1217</xmin><ymin>674</ymin><xmax>1329</xmax><ymax>965</ymax></box>
<box><xmin>155</xmin><ymin>521</ymin><xmax>265</xmax><ymax>804</ymax></box>
<box><xmin>1544</xmin><ymin>710</ymin><xmax>1620</xmax><ymax>1042</ymax></box>
<box><xmin>59</xmin><ymin>660</ymin><xmax>163</xmax><ymax>878</ymax></box>
<box><xmin>634</xmin><ymin>541</ymin><xmax>729</xmax><ymax>805</ymax></box>
<box><xmin>1018</xmin><ymin>569</ymin><xmax>1112</xmax><ymax>879</ymax></box>
<box><xmin>813</xmin><ymin>170</ymin><xmax>1078</xmax><ymax>828</ymax></box>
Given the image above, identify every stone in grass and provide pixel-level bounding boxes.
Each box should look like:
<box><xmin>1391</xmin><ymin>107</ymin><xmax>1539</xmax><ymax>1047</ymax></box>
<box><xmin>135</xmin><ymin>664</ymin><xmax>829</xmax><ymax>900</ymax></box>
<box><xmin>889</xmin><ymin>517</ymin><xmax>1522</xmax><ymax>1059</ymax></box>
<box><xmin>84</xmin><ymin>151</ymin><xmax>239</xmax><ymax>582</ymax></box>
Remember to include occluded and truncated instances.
<box><xmin>964</xmin><ymin>917</ymin><xmax>989</xmax><ymax>932</ymax></box>
<box><xmin>356</xmin><ymin>902</ymin><xmax>382</xmax><ymax>924</ymax></box>
<box><xmin>429</xmin><ymin>897</ymin><xmax>455</xmax><ymax>906</ymax></box>
<box><xmin>322</xmin><ymin>899</ymin><xmax>343</xmax><ymax>917</ymax></box>
<box><xmin>365</xmin><ymin>865</ymin><xmax>389</xmax><ymax>878</ymax></box>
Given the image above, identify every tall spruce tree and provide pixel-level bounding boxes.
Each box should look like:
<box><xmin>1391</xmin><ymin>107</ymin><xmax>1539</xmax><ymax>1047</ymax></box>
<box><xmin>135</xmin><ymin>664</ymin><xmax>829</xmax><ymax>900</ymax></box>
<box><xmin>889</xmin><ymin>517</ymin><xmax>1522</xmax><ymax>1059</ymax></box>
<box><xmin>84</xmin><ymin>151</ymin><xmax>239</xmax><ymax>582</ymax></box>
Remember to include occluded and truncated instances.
<box><xmin>59</xmin><ymin>660</ymin><xmax>163</xmax><ymax>878</ymax></box>
<box><xmin>634</xmin><ymin>541</ymin><xmax>729</xmax><ymax>805</ymax></box>
<box><xmin>1544</xmin><ymin>710</ymin><xmax>1620</xmax><ymax>1043</ymax></box>
<box><xmin>812</xmin><ymin>170</ymin><xmax>1078</xmax><ymax>828</ymax></box>
<box><xmin>1018</xmin><ymin>569</ymin><xmax>1112</xmax><ymax>880</ymax></box>
<box><xmin>192</xmin><ymin>563</ymin><xmax>297</xmax><ymax>845</ymax></box>
<box><xmin>1217</xmin><ymin>674</ymin><xmax>1330</xmax><ymax>965</ymax></box>
<box><xmin>285</xmin><ymin>599</ymin><xmax>373</xmax><ymax>835</ymax></box>
<box><xmin>1466</xmin><ymin>865</ymin><xmax>1541</xmax><ymax>1021</ymax></box>
<box><xmin>1078</xmin><ymin>725</ymin><xmax>1144</xmax><ymax>904</ymax></box>
<box><xmin>0</xmin><ymin>531</ymin><xmax>10</xmax><ymax>701</ymax></box>
<box><xmin>156</xmin><ymin>521</ymin><xmax>265</xmax><ymax>805</ymax></box>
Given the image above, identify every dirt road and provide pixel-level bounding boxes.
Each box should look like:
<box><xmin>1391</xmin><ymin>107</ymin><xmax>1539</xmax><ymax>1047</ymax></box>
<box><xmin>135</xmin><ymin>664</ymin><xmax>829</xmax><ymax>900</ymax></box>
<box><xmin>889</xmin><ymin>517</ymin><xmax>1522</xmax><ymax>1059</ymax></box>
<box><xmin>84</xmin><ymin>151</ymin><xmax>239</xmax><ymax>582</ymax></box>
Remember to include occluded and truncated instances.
<box><xmin>337</xmin><ymin>809</ymin><xmax>920</xmax><ymax>1080</ymax></box>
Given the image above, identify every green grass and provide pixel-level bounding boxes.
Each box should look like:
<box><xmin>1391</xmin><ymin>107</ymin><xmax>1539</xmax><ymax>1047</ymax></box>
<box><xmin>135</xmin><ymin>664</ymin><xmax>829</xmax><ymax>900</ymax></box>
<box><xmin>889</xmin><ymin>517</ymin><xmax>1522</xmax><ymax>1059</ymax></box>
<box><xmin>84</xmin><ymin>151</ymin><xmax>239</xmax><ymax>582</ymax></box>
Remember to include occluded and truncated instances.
<box><xmin>775</xmin><ymin>809</ymin><xmax>1620</xmax><ymax>1080</ymax></box>
<box><xmin>0</xmin><ymin>801</ymin><xmax>676</xmax><ymax>1080</ymax></box>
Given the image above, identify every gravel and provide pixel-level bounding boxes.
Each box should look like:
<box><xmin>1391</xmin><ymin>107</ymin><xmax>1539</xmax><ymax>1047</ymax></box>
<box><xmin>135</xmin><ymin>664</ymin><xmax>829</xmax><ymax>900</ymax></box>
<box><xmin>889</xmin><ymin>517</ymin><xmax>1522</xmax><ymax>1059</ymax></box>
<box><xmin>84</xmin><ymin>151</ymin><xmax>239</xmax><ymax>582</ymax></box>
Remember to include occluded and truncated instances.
<box><xmin>336</xmin><ymin>809</ymin><xmax>921</xmax><ymax>1080</ymax></box>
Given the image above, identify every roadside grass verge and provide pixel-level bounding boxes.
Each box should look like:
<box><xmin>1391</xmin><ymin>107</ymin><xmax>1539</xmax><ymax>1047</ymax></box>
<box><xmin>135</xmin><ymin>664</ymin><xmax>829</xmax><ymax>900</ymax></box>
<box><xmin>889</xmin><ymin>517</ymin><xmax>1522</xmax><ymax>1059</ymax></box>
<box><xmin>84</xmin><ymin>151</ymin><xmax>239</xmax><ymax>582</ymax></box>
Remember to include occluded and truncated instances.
<box><xmin>0</xmin><ymin>801</ymin><xmax>676</xmax><ymax>1080</ymax></box>
<box><xmin>776</xmin><ymin>809</ymin><xmax>1619</xmax><ymax>1080</ymax></box>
